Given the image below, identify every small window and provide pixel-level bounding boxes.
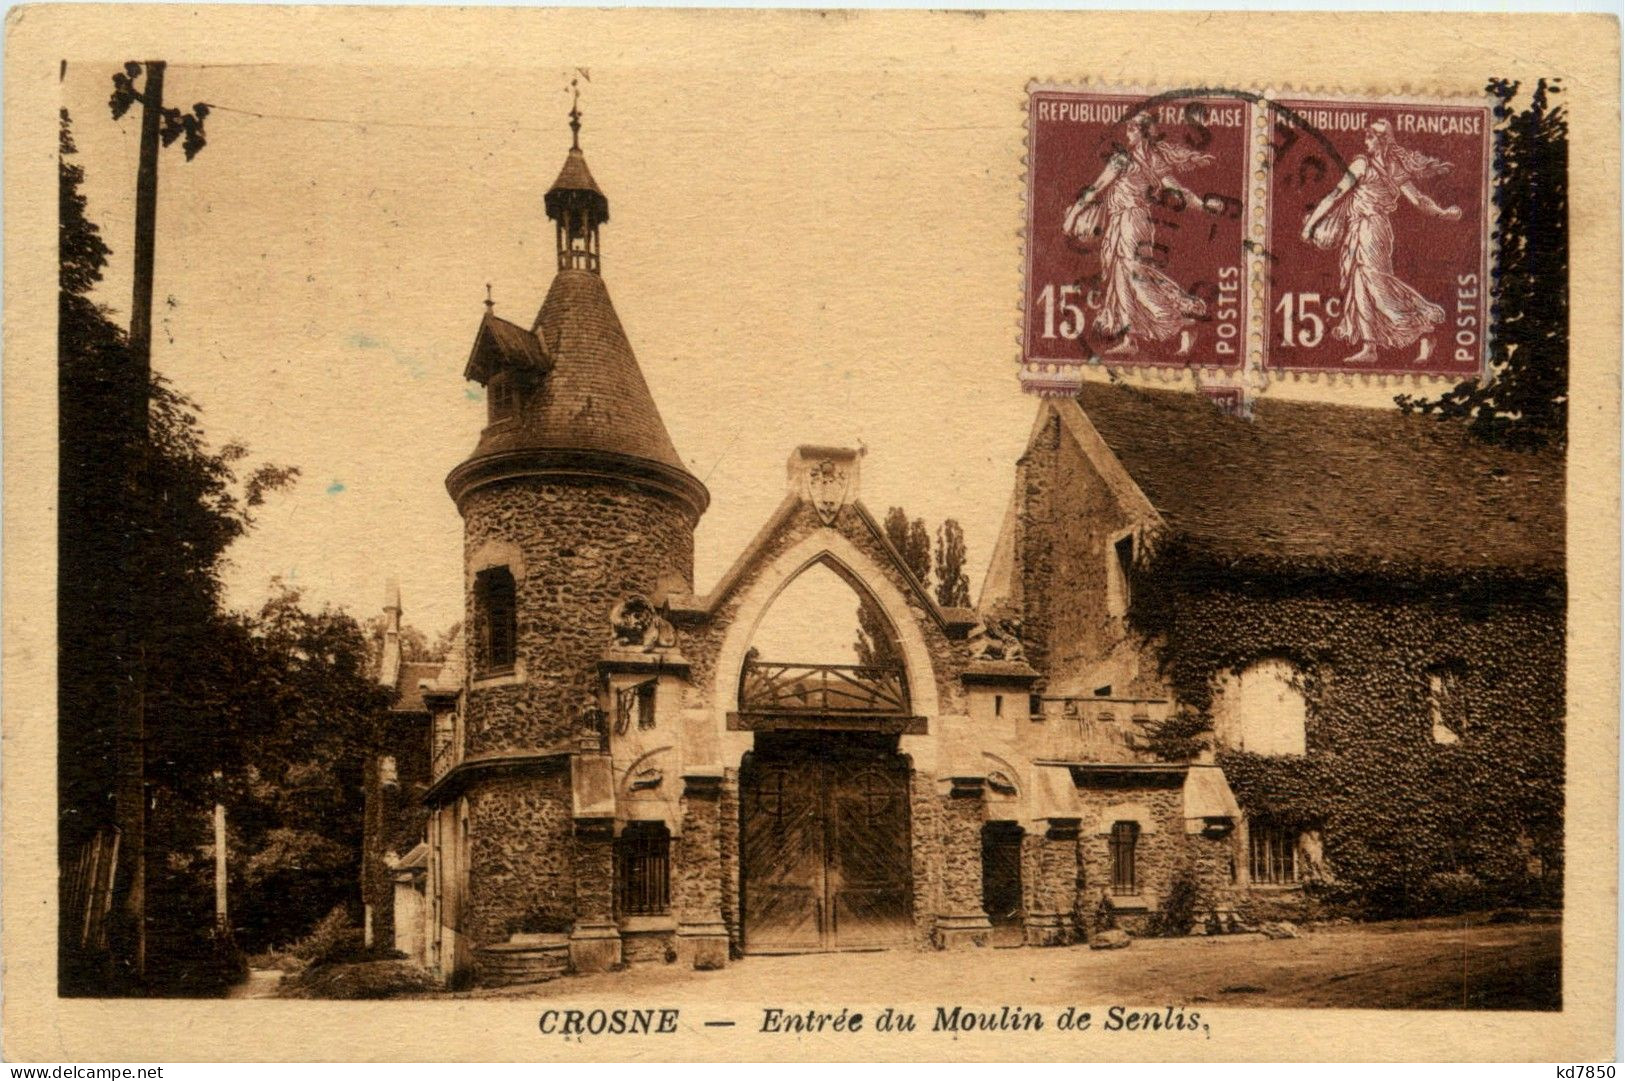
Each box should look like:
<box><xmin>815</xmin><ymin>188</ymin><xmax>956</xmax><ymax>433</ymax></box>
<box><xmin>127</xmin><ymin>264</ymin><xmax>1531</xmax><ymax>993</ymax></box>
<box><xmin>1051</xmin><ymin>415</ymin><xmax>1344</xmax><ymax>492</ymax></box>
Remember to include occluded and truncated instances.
<box><xmin>488</xmin><ymin>376</ymin><xmax>516</xmax><ymax>422</ymax></box>
<box><xmin>1094</xmin><ymin>685</ymin><xmax>1113</xmax><ymax>697</ymax></box>
<box><xmin>1248</xmin><ymin>821</ymin><xmax>1299</xmax><ymax>885</ymax></box>
<box><xmin>994</xmin><ymin>694</ymin><xmax>1004</xmax><ymax>717</ymax></box>
<box><xmin>1108</xmin><ymin>534</ymin><xmax>1135</xmax><ymax>616</ymax></box>
<box><xmin>1428</xmin><ymin>663</ymin><xmax>1466</xmax><ymax>744</ymax></box>
<box><xmin>616</xmin><ymin>823</ymin><xmax>670</xmax><ymax>916</ymax></box>
<box><xmin>616</xmin><ymin>678</ymin><xmax>657</xmax><ymax>734</ymax></box>
<box><xmin>1028</xmin><ymin>694</ymin><xmax>1043</xmax><ymax>717</ymax></box>
<box><xmin>1109</xmin><ymin>820</ymin><xmax>1139</xmax><ymax>895</ymax></box>
<box><xmin>432</xmin><ymin>712</ymin><xmax>456</xmax><ymax>775</ymax></box>
<box><xmin>474</xmin><ymin>566</ymin><xmax>517</xmax><ymax>674</ymax></box>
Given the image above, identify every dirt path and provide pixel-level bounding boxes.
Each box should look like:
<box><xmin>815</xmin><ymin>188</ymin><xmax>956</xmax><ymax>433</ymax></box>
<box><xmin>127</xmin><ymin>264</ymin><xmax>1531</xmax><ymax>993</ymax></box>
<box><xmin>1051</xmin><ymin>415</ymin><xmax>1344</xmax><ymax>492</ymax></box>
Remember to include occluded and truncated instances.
<box><xmin>226</xmin><ymin>968</ymin><xmax>285</xmax><ymax>999</ymax></box>
<box><xmin>452</xmin><ymin>916</ymin><xmax>1558</xmax><ymax>1011</ymax></box>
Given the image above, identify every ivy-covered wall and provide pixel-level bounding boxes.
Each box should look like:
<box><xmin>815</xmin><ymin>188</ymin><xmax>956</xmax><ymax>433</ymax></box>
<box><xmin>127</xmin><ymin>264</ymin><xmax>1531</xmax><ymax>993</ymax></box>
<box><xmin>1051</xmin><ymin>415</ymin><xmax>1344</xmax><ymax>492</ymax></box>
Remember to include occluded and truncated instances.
<box><xmin>1131</xmin><ymin>561</ymin><xmax>1565</xmax><ymax>915</ymax></box>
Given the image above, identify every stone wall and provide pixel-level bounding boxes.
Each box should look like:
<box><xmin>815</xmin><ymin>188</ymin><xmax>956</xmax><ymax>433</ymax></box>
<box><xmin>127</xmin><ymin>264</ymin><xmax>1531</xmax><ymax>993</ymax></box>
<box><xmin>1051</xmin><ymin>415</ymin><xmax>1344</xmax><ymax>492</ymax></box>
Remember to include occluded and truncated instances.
<box><xmin>1018</xmin><ymin>410</ymin><xmax>1162</xmax><ymax>698</ymax></box>
<box><xmin>718</xmin><ymin>772</ymin><xmax>742</xmax><ymax>955</ymax></box>
<box><xmin>1074</xmin><ymin>780</ymin><xmax>1185</xmax><ymax>936</ymax></box>
<box><xmin>907</xmin><ymin>770</ymin><xmax>945</xmax><ymax>947</ymax></box>
<box><xmin>460</xmin><ymin>478</ymin><xmax>697</xmax><ymax>755</ymax></box>
<box><xmin>466</xmin><ymin>769</ymin><xmax>575</xmax><ymax>946</ymax></box>
<box><xmin>1186</xmin><ymin>832</ymin><xmax>1239</xmax><ymax>919</ymax></box>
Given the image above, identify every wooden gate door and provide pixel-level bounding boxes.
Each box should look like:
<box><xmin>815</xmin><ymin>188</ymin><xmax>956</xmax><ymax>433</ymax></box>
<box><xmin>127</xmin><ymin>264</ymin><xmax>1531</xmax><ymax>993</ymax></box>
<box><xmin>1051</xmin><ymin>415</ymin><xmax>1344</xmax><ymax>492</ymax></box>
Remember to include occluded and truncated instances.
<box><xmin>741</xmin><ymin>744</ymin><xmax>913</xmax><ymax>952</ymax></box>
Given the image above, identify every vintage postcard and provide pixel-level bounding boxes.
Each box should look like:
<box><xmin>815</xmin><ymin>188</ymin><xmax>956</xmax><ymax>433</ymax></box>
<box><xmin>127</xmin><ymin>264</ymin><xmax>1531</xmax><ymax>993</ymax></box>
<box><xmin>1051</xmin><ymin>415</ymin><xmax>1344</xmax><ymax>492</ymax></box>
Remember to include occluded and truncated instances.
<box><xmin>3</xmin><ymin>5</ymin><xmax>1619</xmax><ymax>1064</ymax></box>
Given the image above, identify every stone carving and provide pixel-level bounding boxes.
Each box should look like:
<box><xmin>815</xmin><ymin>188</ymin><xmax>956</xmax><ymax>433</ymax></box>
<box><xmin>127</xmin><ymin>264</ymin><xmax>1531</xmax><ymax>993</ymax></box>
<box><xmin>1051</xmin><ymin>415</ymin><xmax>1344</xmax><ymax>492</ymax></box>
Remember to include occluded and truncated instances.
<box><xmin>628</xmin><ymin>767</ymin><xmax>663</xmax><ymax>792</ymax></box>
<box><xmin>968</xmin><ymin>611</ymin><xmax>1026</xmax><ymax>663</ymax></box>
<box><xmin>987</xmin><ymin>770</ymin><xmax>1018</xmax><ymax>796</ymax></box>
<box><xmin>805</xmin><ymin>459</ymin><xmax>849</xmax><ymax>526</ymax></box>
<box><xmin>608</xmin><ymin>594</ymin><xmax>676</xmax><ymax>651</ymax></box>
<box><xmin>576</xmin><ymin>695</ymin><xmax>608</xmax><ymax>745</ymax></box>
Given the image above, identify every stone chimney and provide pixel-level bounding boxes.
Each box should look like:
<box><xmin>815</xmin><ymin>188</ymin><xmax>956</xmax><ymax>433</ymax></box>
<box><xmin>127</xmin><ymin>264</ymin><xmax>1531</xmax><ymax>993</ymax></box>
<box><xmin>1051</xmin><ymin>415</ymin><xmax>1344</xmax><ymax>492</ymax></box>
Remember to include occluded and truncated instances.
<box><xmin>379</xmin><ymin>578</ymin><xmax>403</xmax><ymax>690</ymax></box>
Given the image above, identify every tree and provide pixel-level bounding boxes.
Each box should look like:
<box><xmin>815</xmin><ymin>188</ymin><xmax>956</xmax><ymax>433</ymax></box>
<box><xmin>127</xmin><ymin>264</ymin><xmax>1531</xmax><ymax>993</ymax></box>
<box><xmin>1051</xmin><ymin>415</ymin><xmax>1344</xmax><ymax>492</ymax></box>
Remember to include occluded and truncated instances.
<box><xmin>934</xmin><ymin>519</ymin><xmax>972</xmax><ymax>608</ymax></box>
<box><xmin>1396</xmin><ymin>79</ymin><xmax>1567</xmax><ymax>449</ymax></box>
<box><xmin>430</xmin><ymin>620</ymin><xmax>464</xmax><ymax>662</ymax></box>
<box><xmin>213</xmin><ymin>585</ymin><xmax>395</xmax><ymax>954</ymax></box>
<box><xmin>854</xmin><ymin>507</ymin><xmax>972</xmax><ymax>665</ymax></box>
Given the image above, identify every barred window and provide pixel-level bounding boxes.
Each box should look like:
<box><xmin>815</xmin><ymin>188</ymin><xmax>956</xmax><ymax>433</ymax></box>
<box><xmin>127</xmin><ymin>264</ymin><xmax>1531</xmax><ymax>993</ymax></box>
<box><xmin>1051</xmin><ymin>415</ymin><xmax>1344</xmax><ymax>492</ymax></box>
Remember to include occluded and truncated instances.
<box><xmin>474</xmin><ymin>566</ymin><xmax>516</xmax><ymax>674</ymax></box>
<box><xmin>1109</xmin><ymin>820</ymin><xmax>1139</xmax><ymax>896</ymax></box>
<box><xmin>616</xmin><ymin>823</ymin><xmax>671</xmax><ymax>917</ymax></box>
<box><xmin>1249</xmin><ymin>821</ymin><xmax>1299</xmax><ymax>885</ymax></box>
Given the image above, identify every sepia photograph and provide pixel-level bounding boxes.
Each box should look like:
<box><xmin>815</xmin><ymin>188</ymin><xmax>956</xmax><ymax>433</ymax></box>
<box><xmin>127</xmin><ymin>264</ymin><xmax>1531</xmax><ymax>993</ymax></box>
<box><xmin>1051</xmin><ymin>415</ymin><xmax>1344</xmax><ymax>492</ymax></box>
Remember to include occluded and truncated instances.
<box><xmin>4</xmin><ymin>5</ymin><xmax>1619</xmax><ymax>1064</ymax></box>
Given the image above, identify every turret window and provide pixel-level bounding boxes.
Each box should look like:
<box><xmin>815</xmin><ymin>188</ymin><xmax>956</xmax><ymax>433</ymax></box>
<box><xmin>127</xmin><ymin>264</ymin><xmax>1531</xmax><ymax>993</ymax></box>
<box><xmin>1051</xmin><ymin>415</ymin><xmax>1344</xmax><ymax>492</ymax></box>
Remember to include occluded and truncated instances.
<box><xmin>1427</xmin><ymin>662</ymin><xmax>1467</xmax><ymax>744</ymax></box>
<box><xmin>474</xmin><ymin>566</ymin><xmax>517</xmax><ymax>675</ymax></box>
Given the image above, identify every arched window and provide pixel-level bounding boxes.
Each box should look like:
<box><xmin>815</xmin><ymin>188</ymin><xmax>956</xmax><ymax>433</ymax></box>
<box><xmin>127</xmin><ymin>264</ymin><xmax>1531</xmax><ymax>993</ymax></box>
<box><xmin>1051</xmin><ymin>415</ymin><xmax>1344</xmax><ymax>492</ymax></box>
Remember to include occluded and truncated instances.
<box><xmin>474</xmin><ymin>566</ymin><xmax>516</xmax><ymax>675</ymax></box>
<box><xmin>1109</xmin><ymin>820</ymin><xmax>1139</xmax><ymax>896</ymax></box>
<box><xmin>1212</xmin><ymin>658</ymin><xmax>1308</xmax><ymax>756</ymax></box>
<box><xmin>739</xmin><ymin>559</ymin><xmax>910</xmax><ymax>716</ymax></box>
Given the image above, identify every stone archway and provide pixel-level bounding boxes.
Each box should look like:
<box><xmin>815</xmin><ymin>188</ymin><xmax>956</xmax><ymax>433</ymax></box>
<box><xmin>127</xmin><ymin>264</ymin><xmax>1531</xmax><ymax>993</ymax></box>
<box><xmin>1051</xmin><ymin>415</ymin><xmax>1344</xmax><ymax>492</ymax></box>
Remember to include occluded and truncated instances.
<box><xmin>710</xmin><ymin>530</ymin><xmax>944</xmax><ymax>773</ymax></box>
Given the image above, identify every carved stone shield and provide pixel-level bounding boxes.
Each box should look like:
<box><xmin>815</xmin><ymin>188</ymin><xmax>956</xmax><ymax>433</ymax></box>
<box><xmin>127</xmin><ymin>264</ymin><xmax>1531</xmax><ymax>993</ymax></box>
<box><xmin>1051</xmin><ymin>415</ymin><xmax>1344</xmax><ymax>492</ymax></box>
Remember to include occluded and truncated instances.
<box><xmin>805</xmin><ymin>459</ymin><xmax>849</xmax><ymax>525</ymax></box>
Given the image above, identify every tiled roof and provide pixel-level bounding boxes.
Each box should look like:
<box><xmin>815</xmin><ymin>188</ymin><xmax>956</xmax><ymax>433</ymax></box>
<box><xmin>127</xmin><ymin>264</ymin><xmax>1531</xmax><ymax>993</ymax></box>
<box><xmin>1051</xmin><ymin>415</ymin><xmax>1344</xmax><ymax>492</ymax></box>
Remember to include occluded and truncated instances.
<box><xmin>1072</xmin><ymin>382</ymin><xmax>1564</xmax><ymax>579</ymax></box>
<box><xmin>544</xmin><ymin>147</ymin><xmax>609</xmax><ymax>222</ymax></box>
<box><xmin>390</xmin><ymin>661</ymin><xmax>445</xmax><ymax>714</ymax></box>
<box><xmin>467</xmin><ymin>269</ymin><xmax>690</xmax><ymax>475</ymax></box>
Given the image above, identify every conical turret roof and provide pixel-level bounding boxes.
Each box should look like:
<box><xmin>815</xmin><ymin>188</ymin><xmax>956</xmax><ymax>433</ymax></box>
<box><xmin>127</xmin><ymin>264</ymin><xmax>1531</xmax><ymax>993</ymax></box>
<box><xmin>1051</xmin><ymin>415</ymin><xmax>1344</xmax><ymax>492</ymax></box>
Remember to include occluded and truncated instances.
<box><xmin>448</xmin><ymin>134</ymin><xmax>708</xmax><ymax>519</ymax></box>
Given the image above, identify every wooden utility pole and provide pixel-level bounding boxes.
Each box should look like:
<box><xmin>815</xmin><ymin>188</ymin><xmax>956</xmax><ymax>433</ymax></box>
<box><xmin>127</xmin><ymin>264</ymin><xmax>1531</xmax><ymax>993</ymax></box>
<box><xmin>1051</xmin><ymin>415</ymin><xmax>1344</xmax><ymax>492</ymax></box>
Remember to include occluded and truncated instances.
<box><xmin>213</xmin><ymin>771</ymin><xmax>229</xmax><ymax>930</ymax></box>
<box><xmin>114</xmin><ymin>58</ymin><xmax>164</xmax><ymax>983</ymax></box>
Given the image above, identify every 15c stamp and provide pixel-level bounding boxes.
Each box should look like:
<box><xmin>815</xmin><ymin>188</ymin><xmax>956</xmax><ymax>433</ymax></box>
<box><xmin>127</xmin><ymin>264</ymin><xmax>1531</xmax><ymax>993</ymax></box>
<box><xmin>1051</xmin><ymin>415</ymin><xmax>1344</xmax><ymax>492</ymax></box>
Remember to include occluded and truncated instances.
<box><xmin>1266</xmin><ymin>95</ymin><xmax>1492</xmax><ymax>378</ymax></box>
<box><xmin>1023</xmin><ymin>84</ymin><xmax>1493</xmax><ymax>392</ymax></box>
<box><xmin>1025</xmin><ymin>87</ymin><xmax>1252</xmax><ymax>383</ymax></box>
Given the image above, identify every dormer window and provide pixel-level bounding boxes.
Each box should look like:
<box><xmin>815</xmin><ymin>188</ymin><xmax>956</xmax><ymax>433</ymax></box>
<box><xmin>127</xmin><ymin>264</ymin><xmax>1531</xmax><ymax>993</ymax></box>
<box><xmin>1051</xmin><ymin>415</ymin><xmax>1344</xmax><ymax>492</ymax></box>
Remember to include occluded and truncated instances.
<box><xmin>474</xmin><ymin>566</ymin><xmax>517</xmax><ymax>675</ymax></box>
<box><xmin>488</xmin><ymin>375</ymin><xmax>517</xmax><ymax>423</ymax></box>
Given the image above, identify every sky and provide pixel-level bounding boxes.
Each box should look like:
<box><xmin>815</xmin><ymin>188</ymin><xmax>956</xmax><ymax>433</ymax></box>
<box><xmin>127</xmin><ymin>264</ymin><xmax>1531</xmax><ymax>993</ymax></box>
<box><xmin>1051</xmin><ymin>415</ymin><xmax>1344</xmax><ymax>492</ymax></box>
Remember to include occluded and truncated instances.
<box><xmin>62</xmin><ymin>48</ymin><xmax>1412</xmax><ymax>643</ymax></box>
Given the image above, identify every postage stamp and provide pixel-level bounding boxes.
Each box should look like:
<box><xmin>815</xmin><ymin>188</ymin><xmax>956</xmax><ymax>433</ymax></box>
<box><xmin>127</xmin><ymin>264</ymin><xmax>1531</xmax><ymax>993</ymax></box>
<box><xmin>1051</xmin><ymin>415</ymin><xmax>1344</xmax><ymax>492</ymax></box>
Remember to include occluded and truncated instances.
<box><xmin>1024</xmin><ymin>87</ymin><xmax>1252</xmax><ymax>385</ymax></box>
<box><xmin>1262</xmin><ymin>94</ymin><xmax>1494</xmax><ymax>379</ymax></box>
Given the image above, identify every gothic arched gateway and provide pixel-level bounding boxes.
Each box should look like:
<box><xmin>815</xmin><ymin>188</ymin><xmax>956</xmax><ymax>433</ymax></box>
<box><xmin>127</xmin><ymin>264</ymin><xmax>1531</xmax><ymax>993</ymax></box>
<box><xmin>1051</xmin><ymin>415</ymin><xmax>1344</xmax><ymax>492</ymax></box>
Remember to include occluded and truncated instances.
<box><xmin>405</xmin><ymin>122</ymin><xmax>1246</xmax><ymax>988</ymax></box>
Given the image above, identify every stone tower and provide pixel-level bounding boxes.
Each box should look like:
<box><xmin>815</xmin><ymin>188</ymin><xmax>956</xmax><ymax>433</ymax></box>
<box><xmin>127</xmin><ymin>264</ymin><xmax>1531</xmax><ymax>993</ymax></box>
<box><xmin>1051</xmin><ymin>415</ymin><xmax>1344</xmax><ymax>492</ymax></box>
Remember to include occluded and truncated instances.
<box><xmin>442</xmin><ymin>110</ymin><xmax>709</xmax><ymax>975</ymax></box>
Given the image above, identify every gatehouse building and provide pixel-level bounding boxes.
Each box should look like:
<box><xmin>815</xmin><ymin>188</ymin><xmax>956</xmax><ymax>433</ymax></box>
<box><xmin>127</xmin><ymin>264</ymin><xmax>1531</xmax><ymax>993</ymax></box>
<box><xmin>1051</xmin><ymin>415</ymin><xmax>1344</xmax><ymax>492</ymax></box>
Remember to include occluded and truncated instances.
<box><xmin>372</xmin><ymin>117</ymin><xmax>1564</xmax><ymax>987</ymax></box>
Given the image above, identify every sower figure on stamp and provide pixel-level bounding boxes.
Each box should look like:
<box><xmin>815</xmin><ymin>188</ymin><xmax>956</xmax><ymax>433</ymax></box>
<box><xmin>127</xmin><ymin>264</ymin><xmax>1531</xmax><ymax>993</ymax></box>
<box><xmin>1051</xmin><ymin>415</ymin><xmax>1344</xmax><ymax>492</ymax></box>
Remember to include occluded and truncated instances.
<box><xmin>1064</xmin><ymin>112</ymin><xmax>1222</xmax><ymax>358</ymax></box>
<box><xmin>1302</xmin><ymin>118</ymin><xmax>1463</xmax><ymax>365</ymax></box>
